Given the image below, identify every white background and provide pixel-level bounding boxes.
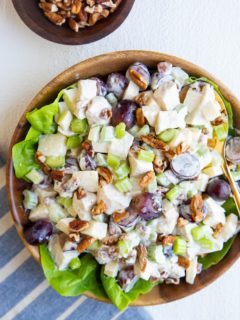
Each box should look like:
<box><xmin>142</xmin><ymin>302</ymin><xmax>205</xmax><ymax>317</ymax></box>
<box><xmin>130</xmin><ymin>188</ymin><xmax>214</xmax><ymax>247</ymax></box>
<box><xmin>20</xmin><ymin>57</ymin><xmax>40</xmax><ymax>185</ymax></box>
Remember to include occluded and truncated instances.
<box><xmin>0</xmin><ymin>0</ymin><xmax>240</xmax><ymax>319</ymax></box>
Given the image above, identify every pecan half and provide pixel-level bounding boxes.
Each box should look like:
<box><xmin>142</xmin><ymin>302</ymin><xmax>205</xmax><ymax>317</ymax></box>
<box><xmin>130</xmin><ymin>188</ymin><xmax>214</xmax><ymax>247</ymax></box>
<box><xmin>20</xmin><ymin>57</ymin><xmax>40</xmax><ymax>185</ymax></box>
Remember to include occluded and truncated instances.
<box><xmin>213</xmin><ymin>222</ymin><xmax>224</xmax><ymax>238</ymax></box>
<box><xmin>211</xmin><ymin>114</ymin><xmax>225</xmax><ymax>126</ymax></box>
<box><xmin>51</xmin><ymin>170</ymin><xmax>64</xmax><ymax>181</ymax></box>
<box><xmin>35</xmin><ymin>151</ymin><xmax>50</xmax><ymax>175</ymax></box>
<box><xmin>91</xmin><ymin>200</ymin><xmax>106</xmax><ymax>215</ymax></box>
<box><xmin>141</xmin><ymin>134</ymin><xmax>169</xmax><ymax>151</ymax></box>
<box><xmin>77</xmin><ymin>236</ymin><xmax>96</xmax><ymax>253</ymax></box>
<box><xmin>102</xmin><ymin>234</ymin><xmax>120</xmax><ymax>245</ymax></box>
<box><xmin>69</xmin><ymin>220</ymin><xmax>89</xmax><ymax>233</ymax></box>
<box><xmin>136</xmin><ymin>108</ymin><xmax>145</xmax><ymax>126</ymax></box>
<box><xmin>44</xmin><ymin>12</ymin><xmax>66</xmax><ymax>25</ymax></box>
<box><xmin>176</xmin><ymin>142</ymin><xmax>190</xmax><ymax>155</ymax></box>
<box><xmin>134</xmin><ymin>91</ymin><xmax>151</xmax><ymax>106</ymax></box>
<box><xmin>71</xmin><ymin>0</ymin><xmax>82</xmax><ymax>14</ymax></box>
<box><xmin>113</xmin><ymin>210</ymin><xmax>129</xmax><ymax>223</ymax></box>
<box><xmin>190</xmin><ymin>194</ymin><xmax>203</xmax><ymax>222</ymax></box>
<box><xmin>139</xmin><ymin>171</ymin><xmax>154</xmax><ymax>188</ymax></box>
<box><xmin>178</xmin><ymin>256</ymin><xmax>190</xmax><ymax>269</ymax></box>
<box><xmin>153</xmin><ymin>156</ymin><xmax>168</xmax><ymax>174</ymax></box>
<box><xmin>177</xmin><ymin>217</ymin><xmax>188</xmax><ymax>228</ymax></box>
<box><xmin>136</xmin><ymin>244</ymin><xmax>147</xmax><ymax>272</ymax></box>
<box><xmin>97</xmin><ymin>166</ymin><xmax>113</xmax><ymax>184</ymax></box>
<box><xmin>76</xmin><ymin>187</ymin><xmax>86</xmax><ymax>200</ymax></box>
<box><xmin>68</xmin><ymin>17</ymin><xmax>79</xmax><ymax>32</ymax></box>
<box><xmin>163</xmin><ymin>149</ymin><xmax>177</xmax><ymax>160</ymax></box>
<box><xmin>39</xmin><ymin>2</ymin><xmax>58</xmax><ymax>12</ymax></box>
<box><xmin>159</xmin><ymin>235</ymin><xmax>176</xmax><ymax>246</ymax></box>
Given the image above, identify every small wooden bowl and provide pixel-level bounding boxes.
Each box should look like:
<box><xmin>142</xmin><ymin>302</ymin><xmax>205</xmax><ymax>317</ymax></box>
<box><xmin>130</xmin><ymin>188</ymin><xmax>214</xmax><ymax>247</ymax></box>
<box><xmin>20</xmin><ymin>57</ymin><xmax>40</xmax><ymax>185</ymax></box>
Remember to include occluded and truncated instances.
<box><xmin>11</xmin><ymin>0</ymin><xmax>135</xmax><ymax>45</ymax></box>
<box><xmin>7</xmin><ymin>51</ymin><xmax>240</xmax><ymax>306</ymax></box>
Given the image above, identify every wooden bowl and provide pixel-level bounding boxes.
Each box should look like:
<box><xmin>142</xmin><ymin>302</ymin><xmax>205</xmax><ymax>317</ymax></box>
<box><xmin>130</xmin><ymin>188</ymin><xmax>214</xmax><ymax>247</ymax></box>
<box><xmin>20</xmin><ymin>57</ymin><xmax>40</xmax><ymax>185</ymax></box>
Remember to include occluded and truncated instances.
<box><xmin>7</xmin><ymin>51</ymin><xmax>240</xmax><ymax>306</ymax></box>
<box><xmin>11</xmin><ymin>0</ymin><xmax>135</xmax><ymax>45</ymax></box>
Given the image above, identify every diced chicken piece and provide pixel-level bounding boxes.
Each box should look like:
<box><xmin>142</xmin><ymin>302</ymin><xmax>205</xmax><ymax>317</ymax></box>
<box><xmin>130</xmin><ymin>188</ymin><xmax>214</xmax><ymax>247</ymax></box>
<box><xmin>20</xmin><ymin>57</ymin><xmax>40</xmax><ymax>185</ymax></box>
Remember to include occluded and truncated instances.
<box><xmin>29</xmin><ymin>204</ymin><xmax>49</xmax><ymax>222</ymax></box>
<box><xmin>134</xmin><ymin>259</ymin><xmax>160</xmax><ymax>281</ymax></box>
<box><xmin>38</xmin><ymin>133</ymin><xmax>67</xmax><ymax>157</ymax></box>
<box><xmin>186</xmin><ymin>256</ymin><xmax>198</xmax><ymax>284</ymax></box>
<box><xmin>57</xmin><ymin>110</ymin><xmax>73</xmax><ymax>131</ymax></box>
<box><xmin>104</xmin><ymin>261</ymin><xmax>120</xmax><ymax>277</ymax></box>
<box><xmin>108</xmin><ymin>132</ymin><xmax>134</xmax><ymax>160</ymax></box>
<box><xmin>56</xmin><ymin>217</ymin><xmax>75</xmax><ymax>234</ymax></box>
<box><xmin>34</xmin><ymin>187</ymin><xmax>57</xmax><ymax>203</ymax></box>
<box><xmin>129</xmin><ymin>153</ymin><xmax>153</xmax><ymax>177</ymax></box>
<box><xmin>72</xmin><ymin>171</ymin><xmax>99</xmax><ymax>193</ymax></box>
<box><xmin>58</xmin><ymin>101</ymin><xmax>68</xmax><ymax>114</ymax></box>
<box><xmin>142</xmin><ymin>104</ymin><xmax>160</xmax><ymax>127</ymax></box>
<box><xmin>168</xmin><ymin>128</ymin><xmax>201</xmax><ymax>149</ymax></box>
<box><xmin>154</xmin><ymin>81</ymin><xmax>180</xmax><ymax>111</ymax></box>
<box><xmin>177</xmin><ymin>222</ymin><xmax>198</xmax><ymax>242</ymax></box>
<box><xmin>197</xmin><ymin>148</ymin><xmax>212</xmax><ymax>169</ymax></box>
<box><xmin>204</xmin><ymin>197</ymin><xmax>226</xmax><ymax>227</ymax></box>
<box><xmin>63</xmin><ymin>88</ymin><xmax>78</xmax><ymax>114</ymax></box>
<box><xmin>81</xmin><ymin>220</ymin><xmax>108</xmax><ymax>240</ymax></box>
<box><xmin>193</xmin><ymin>173</ymin><xmax>209</xmax><ymax>192</ymax></box>
<box><xmin>183</xmin><ymin>87</ymin><xmax>203</xmax><ymax>113</ymax></box>
<box><xmin>72</xmin><ymin>191</ymin><xmax>97</xmax><ymax>221</ymax></box>
<box><xmin>86</xmin><ymin>96</ymin><xmax>112</xmax><ymax>126</ymax></box>
<box><xmin>203</xmin><ymin>166</ymin><xmax>223</xmax><ymax>178</ymax></box>
<box><xmin>88</xmin><ymin>126</ymin><xmax>101</xmax><ymax>142</ymax></box>
<box><xmin>97</xmin><ymin>183</ymin><xmax>132</xmax><ymax>214</ymax></box>
<box><xmin>92</xmin><ymin>141</ymin><xmax>110</xmax><ymax>153</ymax></box>
<box><xmin>219</xmin><ymin>214</ymin><xmax>238</xmax><ymax>241</ymax></box>
<box><xmin>155</xmin><ymin>107</ymin><xmax>187</xmax><ymax>135</ymax></box>
<box><xmin>48</xmin><ymin>201</ymin><xmax>68</xmax><ymax>223</ymax></box>
<box><xmin>123</xmin><ymin>81</ymin><xmax>139</xmax><ymax>100</ymax></box>
<box><xmin>185</xmin><ymin>85</ymin><xmax>221</xmax><ymax>126</ymax></box>
<box><xmin>77</xmin><ymin>79</ymin><xmax>98</xmax><ymax>101</ymax></box>
<box><xmin>74</xmin><ymin>100</ymin><xmax>88</xmax><ymax>119</ymax></box>
<box><xmin>157</xmin><ymin>199</ymin><xmax>178</xmax><ymax>234</ymax></box>
<box><xmin>129</xmin><ymin>177</ymin><xmax>143</xmax><ymax>196</ymax></box>
<box><xmin>48</xmin><ymin>235</ymin><xmax>79</xmax><ymax>270</ymax></box>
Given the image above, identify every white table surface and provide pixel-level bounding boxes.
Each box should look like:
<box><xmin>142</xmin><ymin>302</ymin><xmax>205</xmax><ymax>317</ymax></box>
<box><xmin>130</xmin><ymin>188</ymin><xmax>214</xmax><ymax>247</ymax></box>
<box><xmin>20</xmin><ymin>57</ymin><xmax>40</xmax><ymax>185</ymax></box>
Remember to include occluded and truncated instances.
<box><xmin>0</xmin><ymin>0</ymin><xmax>240</xmax><ymax>319</ymax></box>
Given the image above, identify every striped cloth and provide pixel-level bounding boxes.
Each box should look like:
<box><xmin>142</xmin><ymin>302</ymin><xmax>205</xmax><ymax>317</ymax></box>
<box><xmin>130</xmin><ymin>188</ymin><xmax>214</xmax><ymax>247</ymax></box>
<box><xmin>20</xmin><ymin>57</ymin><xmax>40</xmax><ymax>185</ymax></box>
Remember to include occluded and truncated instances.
<box><xmin>0</xmin><ymin>155</ymin><xmax>152</xmax><ymax>320</ymax></box>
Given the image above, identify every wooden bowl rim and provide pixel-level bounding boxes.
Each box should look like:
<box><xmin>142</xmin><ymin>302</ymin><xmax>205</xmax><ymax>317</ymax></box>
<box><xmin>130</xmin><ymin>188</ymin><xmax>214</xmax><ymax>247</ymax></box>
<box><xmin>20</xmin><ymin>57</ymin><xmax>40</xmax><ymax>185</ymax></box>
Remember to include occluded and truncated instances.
<box><xmin>11</xmin><ymin>0</ymin><xmax>135</xmax><ymax>45</ymax></box>
<box><xmin>6</xmin><ymin>50</ymin><xmax>240</xmax><ymax>306</ymax></box>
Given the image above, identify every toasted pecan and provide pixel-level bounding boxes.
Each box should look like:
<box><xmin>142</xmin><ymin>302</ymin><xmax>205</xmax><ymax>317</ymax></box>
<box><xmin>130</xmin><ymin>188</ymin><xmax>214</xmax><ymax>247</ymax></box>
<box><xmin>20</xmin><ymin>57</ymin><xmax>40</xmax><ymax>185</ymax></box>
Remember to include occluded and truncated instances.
<box><xmin>91</xmin><ymin>200</ymin><xmax>106</xmax><ymax>216</ymax></box>
<box><xmin>51</xmin><ymin>170</ymin><xmax>65</xmax><ymax>181</ymax></box>
<box><xmin>159</xmin><ymin>235</ymin><xmax>177</xmax><ymax>246</ymax></box>
<box><xmin>177</xmin><ymin>217</ymin><xmax>188</xmax><ymax>228</ymax></box>
<box><xmin>139</xmin><ymin>171</ymin><xmax>155</xmax><ymax>188</ymax></box>
<box><xmin>190</xmin><ymin>194</ymin><xmax>203</xmax><ymax>222</ymax></box>
<box><xmin>178</xmin><ymin>256</ymin><xmax>190</xmax><ymax>269</ymax></box>
<box><xmin>211</xmin><ymin>114</ymin><xmax>225</xmax><ymax>126</ymax></box>
<box><xmin>213</xmin><ymin>222</ymin><xmax>224</xmax><ymax>238</ymax></box>
<box><xmin>112</xmin><ymin>210</ymin><xmax>129</xmax><ymax>223</ymax></box>
<box><xmin>136</xmin><ymin>244</ymin><xmax>148</xmax><ymax>272</ymax></box>
<box><xmin>35</xmin><ymin>151</ymin><xmax>50</xmax><ymax>175</ymax></box>
<box><xmin>176</xmin><ymin>142</ymin><xmax>190</xmax><ymax>155</ymax></box>
<box><xmin>76</xmin><ymin>187</ymin><xmax>86</xmax><ymax>200</ymax></box>
<box><xmin>69</xmin><ymin>220</ymin><xmax>89</xmax><ymax>233</ymax></box>
<box><xmin>77</xmin><ymin>236</ymin><xmax>96</xmax><ymax>253</ymax></box>
<box><xmin>102</xmin><ymin>234</ymin><xmax>120</xmax><ymax>245</ymax></box>
<box><xmin>134</xmin><ymin>91</ymin><xmax>151</xmax><ymax>106</ymax></box>
<box><xmin>153</xmin><ymin>156</ymin><xmax>168</xmax><ymax>174</ymax></box>
<box><xmin>97</xmin><ymin>166</ymin><xmax>113</xmax><ymax>184</ymax></box>
<box><xmin>136</xmin><ymin>108</ymin><xmax>145</xmax><ymax>126</ymax></box>
<box><xmin>141</xmin><ymin>134</ymin><xmax>169</xmax><ymax>151</ymax></box>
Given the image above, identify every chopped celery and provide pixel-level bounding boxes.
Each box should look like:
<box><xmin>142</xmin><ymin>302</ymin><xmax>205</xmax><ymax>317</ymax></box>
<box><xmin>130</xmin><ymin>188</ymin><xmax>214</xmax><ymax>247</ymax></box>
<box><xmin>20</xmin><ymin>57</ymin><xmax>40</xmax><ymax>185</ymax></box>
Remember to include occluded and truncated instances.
<box><xmin>66</xmin><ymin>135</ymin><xmax>82</xmax><ymax>149</ymax></box>
<box><xmin>45</xmin><ymin>156</ymin><xmax>65</xmax><ymax>169</ymax></box>
<box><xmin>166</xmin><ymin>185</ymin><xmax>181</xmax><ymax>201</ymax></box>
<box><xmin>114</xmin><ymin>122</ymin><xmax>126</xmax><ymax>139</ymax></box>
<box><xmin>148</xmin><ymin>245</ymin><xmax>162</xmax><ymax>262</ymax></box>
<box><xmin>25</xmin><ymin>169</ymin><xmax>44</xmax><ymax>184</ymax></box>
<box><xmin>115</xmin><ymin>177</ymin><xmax>133</xmax><ymax>193</ymax></box>
<box><xmin>191</xmin><ymin>226</ymin><xmax>207</xmax><ymax>241</ymax></box>
<box><xmin>57</xmin><ymin>196</ymin><xmax>72</xmax><ymax>209</ymax></box>
<box><xmin>106</xmin><ymin>93</ymin><xmax>118</xmax><ymax>107</ymax></box>
<box><xmin>232</xmin><ymin>171</ymin><xmax>240</xmax><ymax>181</ymax></box>
<box><xmin>23</xmin><ymin>190</ymin><xmax>38</xmax><ymax>209</ymax></box>
<box><xmin>70</xmin><ymin>118</ymin><xmax>89</xmax><ymax>134</ymax></box>
<box><xmin>156</xmin><ymin>172</ymin><xmax>171</xmax><ymax>187</ymax></box>
<box><xmin>118</xmin><ymin>239</ymin><xmax>129</xmax><ymax>256</ymax></box>
<box><xmin>114</xmin><ymin>162</ymin><xmax>130</xmax><ymax>179</ymax></box>
<box><xmin>136</xmin><ymin>125</ymin><xmax>150</xmax><ymax>138</ymax></box>
<box><xmin>88</xmin><ymin>240</ymin><xmax>100</xmax><ymax>251</ymax></box>
<box><xmin>213</xmin><ymin>123</ymin><xmax>228</xmax><ymax>141</ymax></box>
<box><xmin>100</xmin><ymin>126</ymin><xmax>114</xmax><ymax>142</ymax></box>
<box><xmin>107</xmin><ymin>154</ymin><xmax>121</xmax><ymax>169</ymax></box>
<box><xmin>96</xmin><ymin>153</ymin><xmax>107</xmax><ymax>167</ymax></box>
<box><xmin>129</xmin><ymin>124</ymin><xmax>140</xmax><ymax>137</ymax></box>
<box><xmin>69</xmin><ymin>257</ymin><xmax>81</xmax><ymax>270</ymax></box>
<box><xmin>158</xmin><ymin>129</ymin><xmax>177</xmax><ymax>143</ymax></box>
<box><xmin>198</xmin><ymin>237</ymin><xmax>213</xmax><ymax>249</ymax></box>
<box><xmin>138</xmin><ymin>150</ymin><xmax>155</xmax><ymax>162</ymax></box>
<box><xmin>173</xmin><ymin>237</ymin><xmax>187</xmax><ymax>255</ymax></box>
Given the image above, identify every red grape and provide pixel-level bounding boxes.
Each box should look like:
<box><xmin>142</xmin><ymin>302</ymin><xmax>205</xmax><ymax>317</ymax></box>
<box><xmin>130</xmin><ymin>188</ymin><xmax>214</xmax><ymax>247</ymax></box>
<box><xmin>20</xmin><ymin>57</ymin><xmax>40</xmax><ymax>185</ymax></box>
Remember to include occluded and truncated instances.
<box><xmin>24</xmin><ymin>219</ymin><xmax>53</xmax><ymax>245</ymax></box>
<box><xmin>206</xmin><ymin>178</ymin><xmax>231</xmax><ymax>201</ymax></box>
<box><xmin>111</xmin><ymin>100</ymin><xmax>137</xmax><ymax>129</ymax></box>
<box><xmin>170</xmin><ymin>153</ymin><xmax>200</xmax><ymax>179</ymax></box>
<box><xmin>107</xmin><ymin>73</ymin><xmax>128</xmax><ymax>98</ymax></box>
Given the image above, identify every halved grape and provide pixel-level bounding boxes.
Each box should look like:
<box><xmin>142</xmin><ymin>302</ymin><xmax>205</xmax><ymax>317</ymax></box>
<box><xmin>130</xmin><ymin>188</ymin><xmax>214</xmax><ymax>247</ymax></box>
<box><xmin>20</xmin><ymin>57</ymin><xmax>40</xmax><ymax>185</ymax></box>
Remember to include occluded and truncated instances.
<box><xmin>206</xmin><ymin>178</ymin><xmax>231</xmax><ymax>201</ymax></box>
<box><xmin>127</xmin><ymin>62</ymin><xmax>151</xmax><ymax>90</ymax></box>
<box><xmin>111</xmin><ymin>100</ymin><xmax>137</xmax><ymax>129</ymax></box>
<box><xmin>106</xmin><ymin>73</ymin><xmax>128</xmax><ymax>98</ymax></box>
<box><xmin>170</xmin><ymin>153</ymin><xmax>200</xmax><ymax>179</ymax></box>
<box><xmin>24</xmin><ymin>219</ymin><xmax>53</xmax><ymax>245</ymax></box>
<box><xmin>225</xmin><ymin>137</ymin><xmax>240</xmax><ymax>164</ymax></box>
<box><xmin>128</xmin><ymin>192</ymin><xmax>162</xmax><ymax>221</ymax></box>
<box><xmin>91</xmin><ymin>77</ymin><xmax>107</xmax><ymax>96</ymax></box>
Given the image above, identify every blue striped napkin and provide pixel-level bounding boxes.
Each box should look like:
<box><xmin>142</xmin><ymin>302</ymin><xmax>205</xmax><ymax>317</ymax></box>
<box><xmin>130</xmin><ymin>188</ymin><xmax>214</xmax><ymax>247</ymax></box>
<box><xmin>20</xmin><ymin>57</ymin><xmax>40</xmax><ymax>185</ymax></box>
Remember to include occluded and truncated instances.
<box><xmin>0</xmin><ymin>155</ymin><xmax>152</xmax><ymax>320</ymax></box>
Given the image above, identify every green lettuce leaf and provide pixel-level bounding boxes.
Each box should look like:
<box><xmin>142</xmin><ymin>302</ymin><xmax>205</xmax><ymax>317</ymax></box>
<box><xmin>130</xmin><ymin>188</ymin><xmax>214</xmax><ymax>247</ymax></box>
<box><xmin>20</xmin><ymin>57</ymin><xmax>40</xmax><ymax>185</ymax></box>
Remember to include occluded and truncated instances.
<box><xmin>222</xmin><ymin>197</ymin><xmax>239</xmax><ymax>216</ymax></box>
<box><xmin>12</xmin><ymin>138</ymin><xmax>39</xmax><ymax>179</ymax></box>
<box><xmin>186</xmin><ymin>76</ymin><xmax>234</xmax><ymax>135</ymax></box>
<box><xmin>25</xmin><ymin>127</ymin><xmax>41</xmax><ymax>141</ymax></box>
<box><xmin>198</xmin><ymin>236</ymin><xmax>236</xmax><ymax>270</ymax></box>
<box><xmin>100</xmin><ymin>268</ymin><xmax>159</xmax><ymax>311</ymax></box>
<box><xmin>39</xmin><ymin>244</ymin><xmax>106</xmax><ymax>298</ymax></box>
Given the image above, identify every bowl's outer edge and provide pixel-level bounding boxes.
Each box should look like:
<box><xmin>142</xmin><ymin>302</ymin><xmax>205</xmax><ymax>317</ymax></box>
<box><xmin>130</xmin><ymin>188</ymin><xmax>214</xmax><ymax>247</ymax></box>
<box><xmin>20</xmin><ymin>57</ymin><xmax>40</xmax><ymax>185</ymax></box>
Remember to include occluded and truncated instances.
<box><xmin>6</xmin><ymin>50</ymin><xmax>240</xmax><ymax>307</ymax></box>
